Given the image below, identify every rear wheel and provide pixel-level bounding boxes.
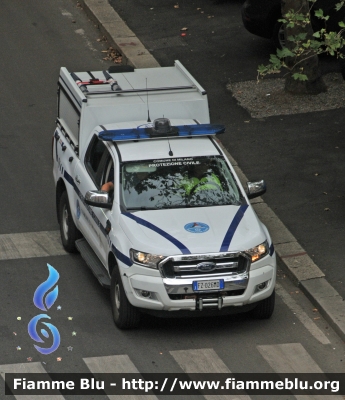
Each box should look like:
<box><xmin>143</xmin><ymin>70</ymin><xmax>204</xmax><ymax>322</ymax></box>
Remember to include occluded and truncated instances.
<box><xmin>250</xmin><ymin>290</ymin><xmax>275</xmax><ymax>319</ymax></box>
<box><xmin>59</xmin><ymin>191</ymin><xmax>81</xmax><ymax>253</ymax></box>
<box><xmin>110</xmin><ymin>266</ymin><xmax>141</xmax><ymax>329</ymax></box>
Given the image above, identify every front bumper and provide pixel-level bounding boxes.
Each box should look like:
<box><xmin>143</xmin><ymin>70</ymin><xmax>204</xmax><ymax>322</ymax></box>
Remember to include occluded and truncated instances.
<box><xmin>120</xmin><ymin>254</ymin><xmax>276</xmax><ymax>312</ymax></box>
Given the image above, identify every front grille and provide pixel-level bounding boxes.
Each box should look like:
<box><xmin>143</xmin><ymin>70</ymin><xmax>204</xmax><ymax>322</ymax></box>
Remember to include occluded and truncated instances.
<box><xmin>159</xmin><ymin>252</ymin><xmax>250</xmax><ymax>279</ymax></box>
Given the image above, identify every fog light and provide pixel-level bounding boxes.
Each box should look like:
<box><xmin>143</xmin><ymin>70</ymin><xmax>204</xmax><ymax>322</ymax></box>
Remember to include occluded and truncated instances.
<box><xmin>256</xmin><ymin>280</ymin><xmax>269</xmax><ymax>291</ymax></box>
<box><xmin>140</xmin><ymin>290</ymin><xmax>151</xmax><ymax>298</ymax></box>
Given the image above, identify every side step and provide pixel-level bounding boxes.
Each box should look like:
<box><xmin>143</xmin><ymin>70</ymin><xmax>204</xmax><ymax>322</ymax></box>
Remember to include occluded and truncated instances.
<box><xmin>75</xmin><ymin>239</ymin><xmax>111</xmax><ymax>289</ymax></box>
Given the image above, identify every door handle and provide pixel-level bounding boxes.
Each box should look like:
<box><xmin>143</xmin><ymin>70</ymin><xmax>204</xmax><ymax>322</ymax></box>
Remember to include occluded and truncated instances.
<box><xmin>75</xmin><ymin>175</ymin><xmax>81</xmax><ymax>184</ymax></box>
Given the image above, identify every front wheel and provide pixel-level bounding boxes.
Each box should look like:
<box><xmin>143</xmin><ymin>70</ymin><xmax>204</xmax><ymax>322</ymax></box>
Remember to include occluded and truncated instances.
<box><xmin>250</xmin><ymin>289</ymin><xmax>275</xmax><ymax>319</ymax></box>
<box><xmin>110</xmin><ymin>266</ymin><xmax>141</xmax><ymax>329</ymax></box>
<box><xmin>58</xmin><ymin>191</ymin><xmax>81</xmax><ymax>253</ymax></box>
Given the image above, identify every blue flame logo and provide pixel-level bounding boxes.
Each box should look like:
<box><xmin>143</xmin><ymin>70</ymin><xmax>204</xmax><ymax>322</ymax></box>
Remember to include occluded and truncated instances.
<box><xmin>28</xmin><ymin>264</ymin><xmax>61</xmax><ymax>354</ymax></box>
<box><xmin>33</xmin><ymin>264</ymin><xmax>59</xmax><ymax>311</ymax></box>
<box><xmin>28</xmin><ymin>314</ymin><xmax>60</xmax><ymax>354</ymax></box>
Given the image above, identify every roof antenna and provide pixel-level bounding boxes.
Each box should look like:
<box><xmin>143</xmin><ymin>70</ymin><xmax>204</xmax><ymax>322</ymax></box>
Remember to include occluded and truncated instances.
<box><xmin>163</xmin><ymin>115</ymin><xmax>173</xmax><ymax>157</ymax></box>
<box><xmin>167</xmin><ymin>137</ymin><xmax>173</xmax><ymax>157</ymax></box>
<box><xmin>146</xmin><ymin>78</ymin><xmax>151</xmax><ymax>123</ymax></box>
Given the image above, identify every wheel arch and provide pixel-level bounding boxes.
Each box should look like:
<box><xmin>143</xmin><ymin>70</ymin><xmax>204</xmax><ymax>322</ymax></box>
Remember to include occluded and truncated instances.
<box><xmin>56</xmin><ymin>178</ymin><xmax>67</xmax><ymax>224</ymax></box>
<box><xmin>108</xmin><ymin>251</ymin><xmax>118</xmax><ymax>277</ymax></box>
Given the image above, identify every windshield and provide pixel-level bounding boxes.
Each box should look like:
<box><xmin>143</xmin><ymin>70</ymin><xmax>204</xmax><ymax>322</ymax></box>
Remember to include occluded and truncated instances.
<box><xmin>121</xmin><ymin>156</ymin><xmax>242</xmax><ymax>210</ymax></box>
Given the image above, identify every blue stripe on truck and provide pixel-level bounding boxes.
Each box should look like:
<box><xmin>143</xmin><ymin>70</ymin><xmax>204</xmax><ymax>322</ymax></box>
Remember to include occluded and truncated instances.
<box><xmin>122</xmin><ymin>212</ymin><xmax>191</xmax><ymax>255</ymax></box>
<box><xmin>219</xmin><ymin>204</ymin><xmax>249</xmax><ymax>252</ymax></box>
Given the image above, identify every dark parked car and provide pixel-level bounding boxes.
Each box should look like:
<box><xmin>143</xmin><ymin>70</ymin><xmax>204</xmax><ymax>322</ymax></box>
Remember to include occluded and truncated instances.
<box><xmin>241</xmin><ymin>0</ymin><xmax>345</xmax><ymax>49</ymax></box>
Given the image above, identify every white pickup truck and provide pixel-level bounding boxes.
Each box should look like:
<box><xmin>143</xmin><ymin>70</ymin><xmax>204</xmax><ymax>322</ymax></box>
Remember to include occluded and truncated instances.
<box><xmin>53</xmin><ymin>61</ymin><xmax>276</xmax><ymax>329</ymax></box>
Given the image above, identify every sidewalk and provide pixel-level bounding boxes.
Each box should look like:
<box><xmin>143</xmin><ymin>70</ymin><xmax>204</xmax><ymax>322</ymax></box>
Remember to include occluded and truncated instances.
<box><xmin>78</xmin><ymin>0</ymin><xmax>345</xmax><ymax>341</ymax></box>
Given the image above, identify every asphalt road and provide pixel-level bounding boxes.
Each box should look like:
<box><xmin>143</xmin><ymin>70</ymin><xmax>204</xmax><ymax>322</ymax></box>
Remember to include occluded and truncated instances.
<box><xmin>0</xmin><ymin>1</ymin><xmax>344</xmax><ymax>399</ymax></box>
<box><xmin>108</xmin><ymin>0</ymin><xmax>345</xmax><ymax>300</ymax></box>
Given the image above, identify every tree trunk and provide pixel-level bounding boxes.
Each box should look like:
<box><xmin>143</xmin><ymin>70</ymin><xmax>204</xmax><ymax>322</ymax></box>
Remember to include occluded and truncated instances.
<box><xmin>282</xmin><ymin>0</ymin><xmax>327</xmax><ymax>94</ymax></box>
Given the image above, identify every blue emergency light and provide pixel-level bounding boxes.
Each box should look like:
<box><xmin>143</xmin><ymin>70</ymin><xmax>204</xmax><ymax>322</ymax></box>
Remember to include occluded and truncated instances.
<box><xmin>98</xmin><ymin>119</ymin><xmax>225</xmax><ymax>142</ymax></box>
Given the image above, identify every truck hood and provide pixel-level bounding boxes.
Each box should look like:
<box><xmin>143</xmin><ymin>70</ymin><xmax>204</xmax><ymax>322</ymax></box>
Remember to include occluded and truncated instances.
<box><xmin>119</xmin><ymin>204</ymin><xmax>267</xmax><ymax>255</ymax></box>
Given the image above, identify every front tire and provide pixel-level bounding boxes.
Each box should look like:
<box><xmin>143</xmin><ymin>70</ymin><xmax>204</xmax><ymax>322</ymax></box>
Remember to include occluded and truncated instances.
<box><xmin>58</xmin><ymin>191</ymin><xmax>81</xmax><ymax>253</ymax></box>
<box><xmin>251</xmin><ymin>289</ymin><xmax>275</xmax><ymax>319</ymax></box>
<box><xmin>110</xmin><ymin>266</ymin><xmax>141</xmax><ymax>329</ymax></box>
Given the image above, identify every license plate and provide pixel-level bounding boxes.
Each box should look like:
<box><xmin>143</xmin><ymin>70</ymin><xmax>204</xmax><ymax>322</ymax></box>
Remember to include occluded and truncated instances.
<box><xmin>193</xmin><ymin>279</ymin><xmax>224</xmax><ymax>291</ymax></box>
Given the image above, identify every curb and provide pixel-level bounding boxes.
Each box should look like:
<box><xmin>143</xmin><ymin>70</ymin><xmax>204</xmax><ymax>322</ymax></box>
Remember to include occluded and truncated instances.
<box><xmin>79</xmin><ymin>0</ymin><xmax>159</xmax><ymax>69</ymax></box>
<box><xmin>79</xmin><ymin>0</ymin><xmax>345</xmax><ymax>341</ymax></box>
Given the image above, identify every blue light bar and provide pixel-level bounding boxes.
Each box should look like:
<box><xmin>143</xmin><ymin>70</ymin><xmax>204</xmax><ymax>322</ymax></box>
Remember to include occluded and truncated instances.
<box><xmin>99</xmin><ymin>124</ymin><xmax>225</xmax><ymax>141</ymax></box>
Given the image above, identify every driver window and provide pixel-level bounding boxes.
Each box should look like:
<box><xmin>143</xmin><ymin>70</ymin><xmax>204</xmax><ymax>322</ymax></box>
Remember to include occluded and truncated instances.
<box><xmin>102</xmin><ymin>158</ymin><xmax>114</xmax><ymax>188</ymax></box>
<box><xmin>85</xmin><ymin>135</ymin><xmax>112</xmax><ymax>188</ymax></box>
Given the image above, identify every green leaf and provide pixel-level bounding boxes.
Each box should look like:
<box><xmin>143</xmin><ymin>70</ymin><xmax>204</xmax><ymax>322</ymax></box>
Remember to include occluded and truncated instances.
<box><xmin>339</xmin><ymin>21</ymin><xmax>345</xmax><ymax>28</ymax></box>
<box><xmin>313</xmin><ymin>31</ymin><xmax>321</xmax><ymax>38</ymax></box>
<box><xmin>269</xmin><ymin>54</ymin><xmax>281</xmax><ymax>63</ymax></box>
<box><xmin>292</xmin><ymin>73</ymin><xmax>308</xmax><ymax>81</ymax></box>
<box><xmin>257</xmin><ymin>65</ymin><xmax>268</xmax><ymax>74</ymax></box>
<box><xmin>276</xmin><ymin>47</ymin><xmax>295</xmax><ymax>58</ymax></box>
<box><xmin>291</xmin><ymin>74</ymin><xmax>305</xmax><ymax>82</ymax></box>
<box><xmin>335</xmin><ymin>2</ymin><xmax>345</xmax><ymax>12</ymax></box>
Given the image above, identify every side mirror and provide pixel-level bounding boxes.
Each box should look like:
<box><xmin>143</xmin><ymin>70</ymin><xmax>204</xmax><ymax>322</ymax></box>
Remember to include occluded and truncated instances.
<box><xmin>85</xmin><ymin>190</ymin><xmax>112</xmax><ymax>209</ymax></box>
<box><xmin>246</xmin><ymin>180</ymin><xmax>266</xmax><ymax>199</ymax></box>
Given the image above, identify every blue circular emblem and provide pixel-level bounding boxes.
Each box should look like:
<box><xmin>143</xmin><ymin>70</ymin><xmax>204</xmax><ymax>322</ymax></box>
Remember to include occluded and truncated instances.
<box><xmin>184</xmin><ymin>222</ymin><xmax>209</xmax><ymax>233</ymax></box>
<box><xmin>76</xmin><ymin>200</ymin><xmax>81</xmax><ymax>220</ymax></box>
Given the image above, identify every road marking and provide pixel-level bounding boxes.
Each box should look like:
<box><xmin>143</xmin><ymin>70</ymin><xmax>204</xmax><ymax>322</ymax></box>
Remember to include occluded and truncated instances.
<box><xmin>170</xmin><ymin>348</ymin><xmax>251</xmax><ymax>400</ymax></box>
<box><xmin>0</xmin><ymin>231</ymin><xmax>67</xmax><ymax>260</ymax></box>
<box><xmin>275</xmin><ymin>283</ymin><xmax>330</xmax><ymax>345</ymax></box>
<box><xmin>0</xmin><ymin>362</ymin><xmax>64</xmax><ymax>399</ymax></box>
<box><xmin>1</xmin><ymin>348</ymin><xmax>340</xmax><ymax>400</ymax></box>
<box><xmin>74</xmin><ymin>29</ymin><xmax>98</xmax><ymax>52</ymax></box>
<box><xmin>60</xmin><ymin>9</ymin><xmax>73</xmax><ymax>18</ymax></box>
<box><xmin>257</xmin><ymin>343</ymin><xmax>343</xmax><ymax>400</ymax></box>
<box><xmin>83</xmin><ymin>355</ymin><xmax>158</xmax><ymax>400</ymax></box>
<box><xmin>258</xmin><ymin>343</ymin><xmax>322</xmax><ymax>373</ymax></box>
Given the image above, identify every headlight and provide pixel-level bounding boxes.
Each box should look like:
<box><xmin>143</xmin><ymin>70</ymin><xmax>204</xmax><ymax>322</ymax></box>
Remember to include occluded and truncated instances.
<box><xmin>246</xmin><ymin>241</ymin><xmax>269</xmax><ymax>262</ymax></box>
<box><xmin>130</xmin><ymin>249</ymin><xmax>164</xmax><ymax>269</ymax></box>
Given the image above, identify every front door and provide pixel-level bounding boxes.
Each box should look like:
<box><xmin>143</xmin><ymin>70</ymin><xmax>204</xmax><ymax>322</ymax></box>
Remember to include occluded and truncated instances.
<box><xmin>74</xmin><ymin>134</ymin><xmax>114</xmax><ymax>266</ymax></box>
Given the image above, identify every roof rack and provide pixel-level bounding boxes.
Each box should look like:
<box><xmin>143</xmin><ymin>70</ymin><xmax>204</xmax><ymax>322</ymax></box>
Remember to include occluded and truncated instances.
<box><xmin>84</xmin><ymin>86</ymin><xmax>196</xmax><ymax>95</ymax></box>
<box><xmin>70</xmin><ymin>71</ymin><xmax>122</xmax><ymax>93</ymax></box>
<box><xmin>71</xmin><ymin>71</ymin><xmax>195</xmax><ymax>96</ymax></box>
